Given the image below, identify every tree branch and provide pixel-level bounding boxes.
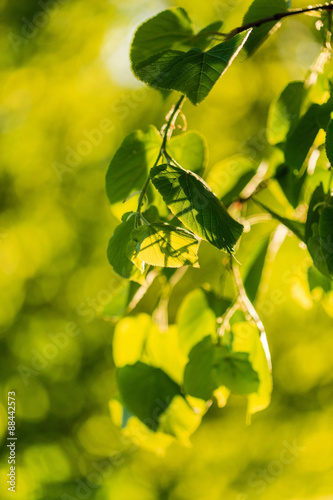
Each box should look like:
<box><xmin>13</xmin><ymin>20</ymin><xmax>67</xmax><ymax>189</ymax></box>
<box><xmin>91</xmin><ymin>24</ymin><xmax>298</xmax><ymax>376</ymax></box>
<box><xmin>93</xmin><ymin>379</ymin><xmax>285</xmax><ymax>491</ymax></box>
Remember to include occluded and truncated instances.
<box><xmin>220</xmin><ymin>2</ymin><xmax>333</xmax><ymax>41</ymax></box>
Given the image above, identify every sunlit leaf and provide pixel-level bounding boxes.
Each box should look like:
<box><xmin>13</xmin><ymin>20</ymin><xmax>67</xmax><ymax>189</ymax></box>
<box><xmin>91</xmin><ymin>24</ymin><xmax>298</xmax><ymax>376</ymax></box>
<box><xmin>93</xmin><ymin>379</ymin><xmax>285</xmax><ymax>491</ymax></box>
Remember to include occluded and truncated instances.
<box><xmin>168</xmin><ymin>131</ymin><xmax>208</xmax><ymax>176</ymax></box>
<box><xmin>243</xmin><ymin>0</ymin><xmax>288</xmax><ymax>56</ymax></box>
<box><xmin>205</xmin><ymin>155</ymin><xmax>257</xmax><ymax>204</ymax></box>
<box><xmin>127</xmin><ymin>222</ymin><xmax>200</xmax><ymax>268</ymax></box>
<box><xmin>231</xmin><ymin>321</ymin><xmax>272</xmax><ymax>417</ymax></box>
<box><xmin>177</xmin><ymin>288</ymin><xmax>218</xmax><ymax>355</ymax></box>
<box><xmin>117</xmin><ymin>362</ymin><xmax>182</xmax><ymax>431</ymax></box>
<box><xmin>133</xmin><ymin>31</ymin><xmax>251</xmax><ymax>105</ymax></box>
<box><xmin>151</xmin><ymin>163</ymin><xmax>244</xmax><ymax>252</ymax></box>
<box><xmin>113</xmin><ymin>314</ymin><xmax>151</xmax><ymax>367</ymax></box>
<box><xmin>130</xmin><ymin>8</ymin><xmax>194</xmax><ymax>67</ymax></box>
<box><xmin>105</xmin><ymin>126</ymin><xmax>161</xmax><ymax>205</ymax></box>
<box><xmin>101</xmin><ymin>281</ymin><xmax>141</xmax><ymax>321</ymax></box>
<box><xmin>267</xmin><ymin>81</ymin><xmax>305</xmax><ymax>145</ymax></box>
<box><xmin>158</xmin><ymin>395</ymin><xmax>203</xmax><ymax>443</ymax></box>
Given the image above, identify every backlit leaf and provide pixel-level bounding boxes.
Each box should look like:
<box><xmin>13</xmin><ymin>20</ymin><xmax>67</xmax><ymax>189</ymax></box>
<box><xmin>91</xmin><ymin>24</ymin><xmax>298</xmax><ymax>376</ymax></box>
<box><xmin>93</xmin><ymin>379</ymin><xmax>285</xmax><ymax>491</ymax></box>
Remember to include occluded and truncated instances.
<box><xmin>151</xmin><ymin>163</ymin><xmax>244</xmax><ymax>252</ymax></box>
<box><xmin>267</xmin><ymin>81</ymin><xmax>305</xmax><ymax>145</ymax></box>
<box><xmin>168</xmin><ymin>131</ymin><xmax>208</xmax><ymax>176</ymax></box>
<box><xmin>117</xmin><ymin>362</ymin><xmax>182</xmax><ymax>431</ymax></box>
<box><xmin>243</xmin><ymin>0</ymin><xmax>288</xmax><ymax>56</ymax></box>
<box><xmin>133</xmin><ymin>31</ymin><xmax>251</xmax><ymax>105</ymax></box>
<box><xmin>105</xmin><ymin>126</ymin><xmax>161</xmax><ymax>205</ymax></box>
<box><xmin>127</xmin><ymin>222</ymin><xmax>200</xmax><ymax>268</ymax></box>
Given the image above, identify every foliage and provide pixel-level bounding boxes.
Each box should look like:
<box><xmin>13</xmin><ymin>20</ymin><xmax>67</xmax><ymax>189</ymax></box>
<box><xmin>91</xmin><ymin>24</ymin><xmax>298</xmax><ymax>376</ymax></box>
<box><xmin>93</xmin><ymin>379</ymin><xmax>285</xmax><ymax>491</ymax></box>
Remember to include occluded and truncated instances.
<box><xmin>105</xmin><ymin>1</ymin><xmax>333</xmax><ymax>448</ymax></box>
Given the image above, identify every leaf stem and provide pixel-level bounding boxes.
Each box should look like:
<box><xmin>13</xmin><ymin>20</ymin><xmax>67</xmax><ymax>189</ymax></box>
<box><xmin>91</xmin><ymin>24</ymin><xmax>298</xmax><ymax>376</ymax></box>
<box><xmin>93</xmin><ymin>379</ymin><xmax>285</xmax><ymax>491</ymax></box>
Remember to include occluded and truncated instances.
<box><xmin>220</xmin><ymin>2</ymin><xmax>333</xmax><ymax>41</ymax></box>
<box><xmin>136</xmin><ymin>95</ymin><xmax>186</xmax><ymax>224</ymax></box>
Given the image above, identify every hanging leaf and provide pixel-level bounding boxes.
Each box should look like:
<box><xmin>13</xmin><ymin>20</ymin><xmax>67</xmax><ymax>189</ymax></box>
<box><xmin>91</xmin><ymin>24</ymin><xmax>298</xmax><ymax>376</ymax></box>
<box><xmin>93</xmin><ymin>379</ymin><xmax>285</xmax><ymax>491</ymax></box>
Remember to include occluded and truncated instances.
<box><xmin>255</xmin><ymin>199</ymin><xmax>305</xmax><ymax>241</ymax></box>
<box><xmin>127</xmin><ymin>222</ymin><xmax>200</xmax><ymax>269</ymax></box>
<box><xmin>151</xmin><ymin>163</ymin><xmax>244</xmax><ymax>253</ymax></box>
<box><xmin>133</xmin><ymin>31</ymin><xmax>251</xmax><ymax>105</ymax></box>
<box><xmin>275</xmin><ymin>163</ymin><xmax>307</xmax><ymax>209</ymax></box>
<box><xmin>305</xmin><ymin>183</ymin><xmax>333</xmax><ymax>278</ymax></box>
<box><xmin>117</xmin><ymin>362</ymin><xmax>182</xmax><ymax>431</ymax></box>
<box><xmin>205</xmin><ymin>155</ymin><xmax>257</xmax><ymax>204</ymax></box>
<box><xmin>183</xmin><ymin>336</ymin><xmax>260</xmax><ymax>400</ymax></box>
<box><xmin>284</xmin><ymin>104</ymin><xmax>320</xmax><ymax>172</ymax></box>
<box><xmin>105</xmin><ymin>126</ymin><xmax>161</xmax><ymax>205</ymax></box>
<box><xmin>130</xmin><ymin>8</ymin><xmax>194</xmax><ymax>67</ymax></box>
<box><xmin>177</xmin><ymin>288</ymin><xmax>218</xmax><ymax>356</ymax></box>
<box><xmin>167</xmin><ymin>131</ymin><xmax>208</xmax><ymax>176</ymax></box>
<box><xmin>244</xmin><ymin>236</ymin><xmax>270</xmax><ymax>303</ymax></box>
<box><xmin>307</xmin><ymin>266</ymin><xmax>332</xmax><ymax>294</ymax></box>
<box><xmin>325</xmin><ymin>118</ymin><xmax>333</xmax><ymax>165</ymax></box>
<box><xmin>107</xmin><ymin>213</ymin><xmax>144</xmax><ymax>281</ymax></box>
<box><xmin>267</xmin><ymin>81</ymin><xmax>306</xmax><ymax>145</ymax></box>
<box><xmin>242</xmin><ymin>0</ymin><xmax>288</xmax><ymax>56</ymax></box>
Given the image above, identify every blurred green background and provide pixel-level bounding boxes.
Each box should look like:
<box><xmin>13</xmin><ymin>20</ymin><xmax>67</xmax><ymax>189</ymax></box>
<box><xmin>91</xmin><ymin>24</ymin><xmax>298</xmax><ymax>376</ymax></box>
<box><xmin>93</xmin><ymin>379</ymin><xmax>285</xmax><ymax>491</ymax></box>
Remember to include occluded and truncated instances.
<box><xmin>1</xmin><ymin>0</ymin><xmax>333</xmax><ymax>498</ymax></box>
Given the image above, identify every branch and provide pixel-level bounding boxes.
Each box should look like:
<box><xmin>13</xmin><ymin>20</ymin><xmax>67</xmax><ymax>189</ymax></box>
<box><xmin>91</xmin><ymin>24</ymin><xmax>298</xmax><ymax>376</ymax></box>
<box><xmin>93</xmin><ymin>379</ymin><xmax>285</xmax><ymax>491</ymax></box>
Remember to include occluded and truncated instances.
<box><xmin>221</xmin><ymin>2</ymin><xmax>333</xmax><ymax>41</ymax></box>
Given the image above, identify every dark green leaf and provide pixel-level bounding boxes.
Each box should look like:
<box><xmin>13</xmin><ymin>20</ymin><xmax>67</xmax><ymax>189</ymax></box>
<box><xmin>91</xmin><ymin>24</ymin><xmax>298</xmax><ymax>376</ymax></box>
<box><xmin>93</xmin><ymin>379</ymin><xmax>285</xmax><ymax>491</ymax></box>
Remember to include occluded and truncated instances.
<box><xmin>117</xmin><ymin>362</ymin><xmax>182</xmax><ymax>431</ymax></box>
<box><xmin>105</xmin><ymin>126</ymin><xmax>161</xmax><ymax>205</ymax></box>
<box><xmin>317</xmin><ymin>97</ymin><xmax>333</xmax><ymax>130</ymax></box>
<box><xmin>183</xmin><ymin>336</ymin><xmax>260</xmax><ymax>400</ymax></box>
<box><xmin>275</xmin><ymin>163</ymin><xmax>307</xmax><ymax>208</ymax></box>
<box><xmin>267</xmin><ymin>81</ymin><xmax>306</xmax><ymax>145</ymax></box>
<box><xmin>151</xmin><ymin>163</ymin><xmax>244</xmax><ymax>252</ymax></box>
<box><xmin>305</xmin><ymin>183</ymin><xmax>333</xmax><ymax>278</ymax></box>
<box><xmin>127</xmin><ymin>222</ymin><xmax>200</xmax><ymax>269</ymax></box>
<box><xmin>107</xmin><ymin>213</ymin><xmax>144</xmax><ymax>281</ymax></box>
<box><xmin>133</xmin><ymin>31</ymin><xmax>251</xmax><ymax>105</ymax></box>
<box><xmin>325</xmin><ymin>118</ymin><xmax>333</xmax><ymax>165</ymax></box>
<box><xmin>308</xmin><ymin>266</ymin><xmax>332</xmax><ymax>293</ymax></box>
<box><xmin>243</xmin><ymin>0</ymin><xmax>288</xmax><ymax>56</ymax></box>
<box><xmin>285</xmin><ymin>104</ymin><xmax>320</xmax><ymax>172</ymax></box>
<box><xmin>244</xmin><ymin>236</ymin><xmax>270</xmax><ymax>303</ymax></box>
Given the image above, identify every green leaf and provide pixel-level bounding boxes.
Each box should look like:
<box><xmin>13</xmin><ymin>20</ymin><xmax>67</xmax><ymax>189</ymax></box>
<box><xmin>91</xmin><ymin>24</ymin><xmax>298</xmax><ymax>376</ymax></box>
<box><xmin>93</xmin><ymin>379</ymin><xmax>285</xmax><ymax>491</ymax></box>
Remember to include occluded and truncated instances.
<box><xmin>308</xmin><ymin>266</ymin><xmax>332</xmax><ymax>293</ymax></box>
<box><xmin>133</xmin><ymin>31</ymin><xmax>251</xmax><ymax>105</ymax></box>
<box><xmin>255</xmin><ymin>199</ymin><xmax>305</xmax><ymax>241</ymax></box>
<box><xmin>151</xmin><ymin>163</ymin><xmax>244</xmax><ymax>252</ymax></box>
<box><xmin>231</xmin><ymin>322</ymin><xmax>272</xmax><ymax>417</ymax></box>
<box><xmin>317</xmin><ymin>97</ymin><xmax>333</xmax><ymax>130</ymax></box>
<box><xmin>127</xmin><ymin>222</ymin><xmax>200</xmax><ymax>269</ymax></box>
<box><xmin>243</xmin><ymin>0</ymin><xmax>288</xmax><ymax>56</ymax></box>
<box><xmin>117</xmin><ymin>362</ymin><xmax>182</xmax><ymax>431</ymax></box>
<box><xmin>177</xmin><ymin>288</ymin><xmax>218</xmax><ymax>356</ymax></box>
<box><xmin>105</xmin><ymin>125</ymin><xmax>161</xmax><ymax>205</ymax></box>
<box><xmin>183</xmin><ymin>336</ymin><xmax>260</xmax><ymax>400</ymax></box>
<box><xmin>113</xmin><ymin>314</ymin><xmax>151</xmax><ymax>368</ymax></box>
<box><xmin>244</xmin><ymin>236</ymin><xmax>270</xmax><ymax>303</ymax></box>
<box><xmin>275</xmin><ymin>163</ymin><xmax>307</xmax><ymax>209</ymax></box>
<box><xmin>130</xmin><ymin>8</ymin><xmax>194</xmax><ymax>67</ymax></box>
<box><xmin>107</xmin><ymin>213</ymin><xmax>144</xmax><ymax>281</ymax></box>
<box><xmin>101</xmin><ymin>281</ymin><xmax>141</xmax><ymax>320</ymax></box>
<box><xmin>192</xmin><ymin>21</ymin><xmax>224</xmax><ymax>51</ymax></box>
<box><xmin>325</xmin><ymin>118</ymin><xmax>333</xmax><ymax>165</ymax></box>
<box><xmin>205</xmin><ymin>155</ymin><xmax>257</xmax><ymax>203</ymax></box>
<box><xmin>284</xmin><ymin>104</ymin><xmax>320</xmax><ymax>172</ymax></box>
<box><xmin>305</xmin><ymin>183</ymin><xmax>333</xmax><ymax>278</ymax></box>
<box><xmin>267</xmin><ymin>81</ymin><xmax>306</xmax><ymax>145</ymax></box>
<box><xmin>168</xmin><ymin>131</ymin><xmax>208</xmax><ymax>176</ymax></box>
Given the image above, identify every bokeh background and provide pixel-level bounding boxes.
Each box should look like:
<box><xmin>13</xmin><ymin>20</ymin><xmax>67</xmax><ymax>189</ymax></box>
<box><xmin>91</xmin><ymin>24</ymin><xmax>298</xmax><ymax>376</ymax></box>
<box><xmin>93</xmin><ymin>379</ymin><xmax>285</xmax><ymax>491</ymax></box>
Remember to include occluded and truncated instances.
<box><xmin>1</xmin><ymin>0</ymin><xmax>333</xmax><ymax>498</ymax></box>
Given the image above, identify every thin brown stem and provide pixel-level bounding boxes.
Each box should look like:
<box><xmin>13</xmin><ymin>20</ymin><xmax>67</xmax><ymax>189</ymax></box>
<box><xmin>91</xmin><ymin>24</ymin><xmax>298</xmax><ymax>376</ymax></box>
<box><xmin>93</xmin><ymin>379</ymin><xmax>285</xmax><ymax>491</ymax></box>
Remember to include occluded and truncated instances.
<box><xmin>220</xmin><ymin>2</ymin><xmax>333</xmax><ymax>41</ymax></box>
